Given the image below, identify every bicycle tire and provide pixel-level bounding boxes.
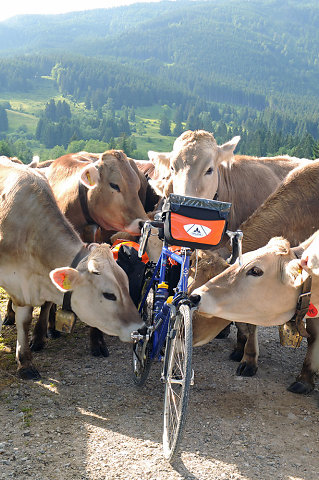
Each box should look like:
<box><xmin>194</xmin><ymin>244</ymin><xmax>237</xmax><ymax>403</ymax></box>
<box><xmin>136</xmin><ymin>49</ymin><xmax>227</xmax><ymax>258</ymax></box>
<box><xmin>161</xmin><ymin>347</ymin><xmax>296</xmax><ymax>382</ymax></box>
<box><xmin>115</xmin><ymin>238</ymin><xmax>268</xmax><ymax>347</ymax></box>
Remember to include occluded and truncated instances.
<box><xmin>132</xmin><ymin>280</ymin><xmax>155</xmax><ymax>386</ymax></box>
<box><xmin>162</xmin><ymin>303</ymin><xmax>193</xmax><ymax>462</ymax></box>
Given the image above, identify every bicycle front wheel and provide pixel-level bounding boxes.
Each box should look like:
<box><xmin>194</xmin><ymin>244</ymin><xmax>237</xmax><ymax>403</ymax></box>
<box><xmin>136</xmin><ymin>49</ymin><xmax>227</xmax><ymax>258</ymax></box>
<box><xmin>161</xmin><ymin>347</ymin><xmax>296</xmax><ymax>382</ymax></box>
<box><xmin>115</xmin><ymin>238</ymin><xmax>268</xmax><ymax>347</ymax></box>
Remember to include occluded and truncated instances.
<box><xmin>162</xmin><ymin>303</ymin><xmax>193</xmax><ymax>462</ymax></box>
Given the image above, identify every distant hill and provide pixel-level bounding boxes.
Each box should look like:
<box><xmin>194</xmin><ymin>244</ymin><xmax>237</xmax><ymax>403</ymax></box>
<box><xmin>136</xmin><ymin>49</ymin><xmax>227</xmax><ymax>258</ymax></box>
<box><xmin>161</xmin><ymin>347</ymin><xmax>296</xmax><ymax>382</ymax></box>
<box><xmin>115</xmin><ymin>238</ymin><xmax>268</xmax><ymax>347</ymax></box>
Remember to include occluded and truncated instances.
<box><xmin>1</xmin><ymin>0</ymin><xmax>319</xmax><ymax>115</ymax></box>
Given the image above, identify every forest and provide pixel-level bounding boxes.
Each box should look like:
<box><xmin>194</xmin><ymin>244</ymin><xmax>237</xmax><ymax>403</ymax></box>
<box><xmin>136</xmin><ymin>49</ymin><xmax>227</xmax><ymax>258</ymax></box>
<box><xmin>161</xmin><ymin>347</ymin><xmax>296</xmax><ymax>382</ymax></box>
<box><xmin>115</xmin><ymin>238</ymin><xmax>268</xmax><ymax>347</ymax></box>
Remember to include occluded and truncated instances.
<box><xmin>1</xmin><ymin>0</ymin><xmax>319</xmax><ymax>161</ymax></box>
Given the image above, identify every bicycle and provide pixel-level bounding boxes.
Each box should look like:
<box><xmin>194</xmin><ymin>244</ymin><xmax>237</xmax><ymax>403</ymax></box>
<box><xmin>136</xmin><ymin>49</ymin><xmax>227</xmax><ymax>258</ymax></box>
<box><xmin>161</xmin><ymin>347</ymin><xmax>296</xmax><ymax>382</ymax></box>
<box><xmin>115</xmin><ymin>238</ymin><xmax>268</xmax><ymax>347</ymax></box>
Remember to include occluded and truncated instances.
<box><xmin>131</xmin><ymin>193</ymin><xmax>232</xmax><ymax>461</ymax></box>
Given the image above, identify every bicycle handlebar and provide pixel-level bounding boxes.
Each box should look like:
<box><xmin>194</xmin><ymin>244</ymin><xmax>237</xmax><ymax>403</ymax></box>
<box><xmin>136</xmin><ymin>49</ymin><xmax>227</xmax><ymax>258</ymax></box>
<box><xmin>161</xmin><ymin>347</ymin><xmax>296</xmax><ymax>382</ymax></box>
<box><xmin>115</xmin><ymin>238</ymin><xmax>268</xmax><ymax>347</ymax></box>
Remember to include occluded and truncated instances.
<box><xmin>141</xmin><ymin>219</ymin><xmax>164</xmax><ymax>229</ymax></box>
<box><xmin>138</xmin><ymin>220</ymin><xmax>164</xmax><ymax>259</ymax></box>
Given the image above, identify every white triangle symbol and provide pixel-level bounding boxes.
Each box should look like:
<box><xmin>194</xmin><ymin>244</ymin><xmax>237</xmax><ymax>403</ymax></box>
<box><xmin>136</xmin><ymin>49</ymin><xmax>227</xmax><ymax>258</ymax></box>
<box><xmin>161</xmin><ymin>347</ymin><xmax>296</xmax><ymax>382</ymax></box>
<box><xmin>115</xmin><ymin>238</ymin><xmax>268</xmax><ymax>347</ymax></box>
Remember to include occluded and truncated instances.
<box><xmin>184</xmin><ymin>224</ymin><xmax>211</xmax><ymax>238</ymax></box>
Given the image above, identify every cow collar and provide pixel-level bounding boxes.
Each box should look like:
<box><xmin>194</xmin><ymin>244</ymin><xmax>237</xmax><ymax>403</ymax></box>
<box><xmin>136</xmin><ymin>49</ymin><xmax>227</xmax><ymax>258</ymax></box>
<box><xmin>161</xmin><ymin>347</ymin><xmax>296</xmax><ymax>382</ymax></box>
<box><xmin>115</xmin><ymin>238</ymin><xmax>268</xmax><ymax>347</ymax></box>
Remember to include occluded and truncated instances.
<box><xmin>62</xmin><ymin>245</ymin><xmax>89</xmax><ymax>314</ymax></box>
<box><xmin>290</xmin><ymin>248</ymin><xmax>312</xmax><ymax>338</ymax></box>
<box><xmin>78</xmin><ymin>182</ymin><xmax>97</xmax><ymax>226</ymax></box>
<box><xmin>213</xmin><ymin>170</ymin><xmax>220</xmax><ymax>201</ymax></box>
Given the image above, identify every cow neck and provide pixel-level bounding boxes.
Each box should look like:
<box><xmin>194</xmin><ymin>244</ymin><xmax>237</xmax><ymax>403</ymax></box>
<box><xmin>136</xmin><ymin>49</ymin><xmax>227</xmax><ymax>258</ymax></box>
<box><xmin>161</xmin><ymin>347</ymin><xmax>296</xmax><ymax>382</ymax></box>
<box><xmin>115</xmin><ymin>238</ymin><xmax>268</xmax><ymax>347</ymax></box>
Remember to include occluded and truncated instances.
<box><xmin>78</xmin><ymin>182</ymin><xmax>97</xmax><ymax>226</ymax></box>
<box><xmin>63</xmin><ymin>245</ymin><xmax>89</xmax><ymax>313</ymax></box>
<box><xmin>290</xmin><ymin>248</ymin><xmax>312</xmax><ymax>338</ymax></box>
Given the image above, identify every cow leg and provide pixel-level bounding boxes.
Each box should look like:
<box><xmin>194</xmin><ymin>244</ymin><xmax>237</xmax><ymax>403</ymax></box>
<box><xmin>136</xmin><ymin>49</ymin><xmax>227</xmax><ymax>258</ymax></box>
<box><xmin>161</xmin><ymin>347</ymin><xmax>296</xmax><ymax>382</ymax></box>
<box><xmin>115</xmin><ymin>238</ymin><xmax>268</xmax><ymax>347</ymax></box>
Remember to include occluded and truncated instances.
<box><xmin>90</xmin><ymin>328</ymin><xmax>109</xmax><ymax>357</ymax></box>
<box><xmin>15</xmin><ymin>305</ymin><xmax>41</xmax><ymax>380</ymax></box>
<box><xmin>229</xmin><ymin>322</ymin><xmax>247</xmax><ymax>361</ymax></box>
<box><xmin>3</xmin><ymin>298</ymin><xmax>15</xmax><ymax>325</ymax></box>
<box><xmin>287</xmin><ymin>318</ymin><xmax>319</xmax><ymax>394</ymax></box>
<box><xmin>236</xmin><ymin>324</ymin><xmax>259</xmax><ymax>376</ymax></box>
<box><xmin>215</xmin><ymin>323</ymin><xmax>232</xmax><ymax>339</ymax></box>
<box><xmin>47</xmin><ymin>304</ymin><xmax>60</xmax><ymax>339</ymax></box>
<box><xmin>30</xmin><ymin>302</ymin><xmax>53</xmax><ymax>351</ymax></box>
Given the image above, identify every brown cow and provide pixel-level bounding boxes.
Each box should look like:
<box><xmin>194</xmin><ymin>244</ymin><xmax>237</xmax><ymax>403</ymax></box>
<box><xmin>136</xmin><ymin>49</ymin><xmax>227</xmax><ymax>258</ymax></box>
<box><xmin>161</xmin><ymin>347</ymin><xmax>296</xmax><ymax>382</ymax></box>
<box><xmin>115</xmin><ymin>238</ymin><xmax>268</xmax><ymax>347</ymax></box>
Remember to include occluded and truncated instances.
<box><xmin>191</xmin><ymin>234</ymin><xmax>319</xmax><ymax>394</ymax></box>
<box><xmin>0</xmin><ymin>159</ymin><xmax>144</xmax><ymax>379</ymax></box>
<box><xmin>45</xmin><ymin>150</ymin><xmax>149</xmax><ymax>236</ymax></box>
<box><xmin>191</xmin><ymin>160</ymin><xmax>319</xmax><ymax>392</ymax></box>
<box><xmin>149</xmin><ymin>130</ymin><xmax>310</xmax><ymax>230</ymax></box>
<box><xmin>150</xmin><ymin>130</ymin><xmax>311</xmax><ymax>371</ymax></box>
<box><xmin>4</xmin><ymin>151</ymin><xmax>155</xmax><ymax>356</ymax></box>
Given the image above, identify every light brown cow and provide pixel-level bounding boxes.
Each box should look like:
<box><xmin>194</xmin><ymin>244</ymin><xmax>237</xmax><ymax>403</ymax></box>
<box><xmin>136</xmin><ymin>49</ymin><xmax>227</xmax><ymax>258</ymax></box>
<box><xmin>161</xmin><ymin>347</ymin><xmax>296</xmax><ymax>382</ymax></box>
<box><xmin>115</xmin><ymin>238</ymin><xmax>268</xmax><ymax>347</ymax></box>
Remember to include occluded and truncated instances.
<box><xmin>4</xmin><ymin>152</ymin><xmax>159</xmax><ymax>355</ymax></box>
<box><xmin>191</xmin><ymin>233</ymin><xmax>319</xmax><ymax>393</ymax></box>
<box><xmin>149</xmin><ymin>130</ymin><xmax>310</xmax><ymax>230</ymax></box>
<box><xmin>300</xmin><ymin>234</ymin><xmax>319</xmax><ymax>275</ymax></box>
<box><xmin>189</xmin><ymin>159</ymin><xmax>319</xmax><ymax>385</ymax></box>
<box><xmin>33</xmin><ymin>150</ymin><xmax>152</xmax><ymax>356</ymax></box>
<box><xmin>150</xmin><ymin>130</ymin><xmax>311</xmax><ymax>373</ymax></box>
<box><xmin>0</xmin><ymin>159</ymin><xmax>143</xmax><ymax>379</ymax></box>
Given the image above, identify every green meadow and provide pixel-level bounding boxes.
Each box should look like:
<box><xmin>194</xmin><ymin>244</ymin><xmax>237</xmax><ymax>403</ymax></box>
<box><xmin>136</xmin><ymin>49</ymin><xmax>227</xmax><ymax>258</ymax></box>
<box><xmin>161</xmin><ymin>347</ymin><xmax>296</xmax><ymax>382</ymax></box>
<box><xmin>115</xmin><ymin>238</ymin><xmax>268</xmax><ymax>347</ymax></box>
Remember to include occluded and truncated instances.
<box><xmin>1</xmin><ymin>78</ymin><xmax>179</xmax><ymax>158</ymax></box>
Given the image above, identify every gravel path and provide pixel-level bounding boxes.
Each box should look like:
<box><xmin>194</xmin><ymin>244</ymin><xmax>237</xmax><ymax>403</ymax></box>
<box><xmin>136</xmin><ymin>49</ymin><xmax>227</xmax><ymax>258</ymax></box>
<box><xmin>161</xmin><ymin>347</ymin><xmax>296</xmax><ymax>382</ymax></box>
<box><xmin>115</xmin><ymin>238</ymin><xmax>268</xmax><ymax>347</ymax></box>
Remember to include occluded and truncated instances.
<box><xmin>0</xmin><ymin>303</ymin><xmax>318</xmax><ymax>480</ymax></box>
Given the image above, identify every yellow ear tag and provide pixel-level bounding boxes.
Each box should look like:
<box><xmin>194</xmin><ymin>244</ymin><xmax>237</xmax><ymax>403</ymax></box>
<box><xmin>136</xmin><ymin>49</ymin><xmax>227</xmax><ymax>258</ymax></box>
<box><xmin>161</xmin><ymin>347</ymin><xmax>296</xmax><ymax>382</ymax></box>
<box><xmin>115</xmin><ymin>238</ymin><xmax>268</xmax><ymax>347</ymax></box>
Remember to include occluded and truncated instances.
<box><xmin>86</xmin><ymin>171</ymin><xmax>93</xmax><ymax>186</ymax></box>
<box><xmin>62</xmin><ymin>274</ymin><xmax>72</xmax><ymax>290</ymax></box>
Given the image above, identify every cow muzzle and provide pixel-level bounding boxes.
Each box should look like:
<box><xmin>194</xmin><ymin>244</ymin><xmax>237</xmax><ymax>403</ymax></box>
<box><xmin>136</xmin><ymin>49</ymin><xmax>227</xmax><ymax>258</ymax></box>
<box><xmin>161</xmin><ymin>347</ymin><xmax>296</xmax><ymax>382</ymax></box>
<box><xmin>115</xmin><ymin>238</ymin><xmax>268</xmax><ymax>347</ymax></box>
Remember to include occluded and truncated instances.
<box><xmin>189</xmin><ymin>294</ymin><xmax>201</xmax><ymax>307</ymax></box>
<box><xmin>125</xmin><ymin>218</ymin><xmax>146</xmax><ymax>235</ymax></box>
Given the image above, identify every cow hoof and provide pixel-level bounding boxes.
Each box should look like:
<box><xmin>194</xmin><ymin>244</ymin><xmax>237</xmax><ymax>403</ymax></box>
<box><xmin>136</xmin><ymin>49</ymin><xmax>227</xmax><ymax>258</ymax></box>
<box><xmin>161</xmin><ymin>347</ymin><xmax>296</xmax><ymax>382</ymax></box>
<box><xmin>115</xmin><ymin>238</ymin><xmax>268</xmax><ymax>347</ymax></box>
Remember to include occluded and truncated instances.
<box><xmin>287</xmin><ymin>381</ymin><xmax>314</xmax><ymax>395</ymax></box>
<box><xmin>47</xmin><ymin>328</ymin><xmax>61</xmax><ymax>339</ymax></box>
<box><xmin>91</xmin><ymin>344</ymin><xmax>110</xmax><ymax>357</ymax></box>
<box><xmin>3</xmin><ymin>315</ymin><xmax>15</xmax><ymax>326</ymax></box>
<box><xmin>229</xmin><ymin>350</ymin><xmax>243</xmax><ymax>362</ymax></box>
<box><xmin>18</xmin><ymin>366</ymin><xmax>41</xmax><ymax>380</ymax></box>
<box><xmin>216</xmin><ymin>324</ymin><xmax>231</xmax><ymax>339</ymax></box>
<box><xmin>30</xmin><ymin>340</ymin><xmax>45</xmax><ymax>352</ymax></box>
<box><xmin>236</xmin><ymin>362</ymin><xmax>258</xmax><ymax>377</ymax></box>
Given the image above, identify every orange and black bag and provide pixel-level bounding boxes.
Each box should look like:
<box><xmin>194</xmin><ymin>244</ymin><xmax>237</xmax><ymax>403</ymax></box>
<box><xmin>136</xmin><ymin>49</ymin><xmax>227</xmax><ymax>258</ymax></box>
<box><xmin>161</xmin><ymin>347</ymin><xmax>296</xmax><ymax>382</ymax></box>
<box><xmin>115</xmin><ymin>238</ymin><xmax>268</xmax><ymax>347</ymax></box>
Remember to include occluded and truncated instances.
<box><xmin>162</xmin><ymin>194</ymin><xmax>231</xmax><ymax>250</ymax></box>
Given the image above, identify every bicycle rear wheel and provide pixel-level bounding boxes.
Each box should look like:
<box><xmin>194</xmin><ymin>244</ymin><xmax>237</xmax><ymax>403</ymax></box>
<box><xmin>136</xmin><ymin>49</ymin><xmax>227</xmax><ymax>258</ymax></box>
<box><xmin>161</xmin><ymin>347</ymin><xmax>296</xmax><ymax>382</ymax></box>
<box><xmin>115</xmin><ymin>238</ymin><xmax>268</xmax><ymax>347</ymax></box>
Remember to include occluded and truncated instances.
<box><xmin>162</xmin><ymin>303</ymin><xmax>193</xmax><ymax>462</ymax></box>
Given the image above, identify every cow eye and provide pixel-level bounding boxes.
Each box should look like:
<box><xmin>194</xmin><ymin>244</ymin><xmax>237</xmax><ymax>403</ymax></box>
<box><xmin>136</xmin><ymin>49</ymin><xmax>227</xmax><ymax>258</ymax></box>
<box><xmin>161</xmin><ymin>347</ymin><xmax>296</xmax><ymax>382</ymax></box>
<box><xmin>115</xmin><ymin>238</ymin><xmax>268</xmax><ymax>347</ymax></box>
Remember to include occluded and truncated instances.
<box><xmin>103</xmin><ymin>292</ymin><xmax>117</xmax><ymax>301</ymax></box>
<box><xmin>110</xmin><ymin>183</ymin><xmax>120</xmax><ymax>192</ymax></box>
<box><xmin>247</xmin><ymin>266</ymin><xmax>264</xmax><ymax>277</ymax></box>
<box><xmin>205</xmin><ymin>167</ymin><xmax>213</xmax><ymax>175</ymax></box>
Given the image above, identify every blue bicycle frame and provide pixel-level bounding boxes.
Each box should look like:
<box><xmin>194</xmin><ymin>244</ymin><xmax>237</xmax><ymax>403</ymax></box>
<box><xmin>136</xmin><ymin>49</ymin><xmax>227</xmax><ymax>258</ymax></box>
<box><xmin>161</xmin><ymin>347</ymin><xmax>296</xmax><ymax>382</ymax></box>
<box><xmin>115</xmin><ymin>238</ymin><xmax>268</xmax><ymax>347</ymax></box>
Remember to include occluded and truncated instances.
<box><xmin>138</xmin><ymin>240</ymin><xmax>191</xmax><ymax>362</ymax></box>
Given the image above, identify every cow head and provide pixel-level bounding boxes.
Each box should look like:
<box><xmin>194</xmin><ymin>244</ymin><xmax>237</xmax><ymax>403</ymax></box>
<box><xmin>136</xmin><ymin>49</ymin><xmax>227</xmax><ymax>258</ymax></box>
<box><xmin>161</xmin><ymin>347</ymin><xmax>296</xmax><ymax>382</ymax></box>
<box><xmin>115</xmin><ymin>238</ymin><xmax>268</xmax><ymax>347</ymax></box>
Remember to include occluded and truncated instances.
<box><xmin>164</xmin><ymin>130</ymin><xmax>240</xmax><ymax>199</ymax></box>
<box><xmin>147</xmin><ymin>150</ymin><xmax>173</xmax><ymax>197</ymax></box>
<box><xmin>300</xmin><ymin>230</ymin><xmax>319</xmax><ymax>276</ymax></box>
<box><xmin>80</xmin><ymin>150</ymin><xmax>148</xmax><ymax>234</ymax></box>
<box><xmin>50</xmin><ymin>244</ymin><xmax>144</xmax><ymax>341</ymax></box>
<box><xmin>191</xmin><ymin>237</ymin><xmax>309</xmax><ymax>327</ymax></box>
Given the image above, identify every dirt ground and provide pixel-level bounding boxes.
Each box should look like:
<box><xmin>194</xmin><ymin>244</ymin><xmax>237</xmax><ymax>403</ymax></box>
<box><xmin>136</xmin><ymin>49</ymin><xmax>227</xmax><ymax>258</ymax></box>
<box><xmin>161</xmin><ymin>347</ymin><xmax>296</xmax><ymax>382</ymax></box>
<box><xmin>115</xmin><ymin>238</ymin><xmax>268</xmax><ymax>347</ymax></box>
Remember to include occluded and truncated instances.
<box><xmin>0</xmin><ymin>297</ymin><xmax>318</xmax><ymax>480</ymax></box>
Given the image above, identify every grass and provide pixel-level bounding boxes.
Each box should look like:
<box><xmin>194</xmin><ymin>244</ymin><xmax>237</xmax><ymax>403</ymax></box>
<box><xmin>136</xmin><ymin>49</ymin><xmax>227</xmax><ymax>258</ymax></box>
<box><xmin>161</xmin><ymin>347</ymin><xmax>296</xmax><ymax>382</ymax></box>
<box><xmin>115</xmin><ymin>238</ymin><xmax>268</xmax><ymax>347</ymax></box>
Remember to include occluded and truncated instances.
<box><xmin>0</xmin><ymin>77</ymin><xmax>59</xmax><ymax>115</ymax></box>
<box><xmin>21</xmin><ymin>406</ymin><xmax>33</xmax><ymax>427</ymax></box>
<box><xmin>7</xmin><ymin>110</ymin><xmax>38</xmax><ymax>135</ymax></box>
<box><xmin>133</xmin><ymin>105</ymin><xmax>176</xmax><ymax>157</ymax></box>
<box><xmin>1</xmin><ymin>79</ymin><xmax>178</xmax><ymax>158</ymax></box>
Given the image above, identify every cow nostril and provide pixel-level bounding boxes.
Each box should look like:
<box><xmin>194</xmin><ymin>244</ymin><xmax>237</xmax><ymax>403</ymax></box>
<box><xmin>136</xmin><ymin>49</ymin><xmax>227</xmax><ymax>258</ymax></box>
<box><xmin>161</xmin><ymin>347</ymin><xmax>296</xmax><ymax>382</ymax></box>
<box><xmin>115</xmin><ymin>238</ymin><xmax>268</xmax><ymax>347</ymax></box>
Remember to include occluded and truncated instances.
<box><xmin>189</xmin><ymin>294</ymin><xmax>201</xmax><ymax>307</ymax></box>
<box><xmin>137</xmin><ymin>325</ymin><xmax>148</xmax><ymax>336</ymax></box>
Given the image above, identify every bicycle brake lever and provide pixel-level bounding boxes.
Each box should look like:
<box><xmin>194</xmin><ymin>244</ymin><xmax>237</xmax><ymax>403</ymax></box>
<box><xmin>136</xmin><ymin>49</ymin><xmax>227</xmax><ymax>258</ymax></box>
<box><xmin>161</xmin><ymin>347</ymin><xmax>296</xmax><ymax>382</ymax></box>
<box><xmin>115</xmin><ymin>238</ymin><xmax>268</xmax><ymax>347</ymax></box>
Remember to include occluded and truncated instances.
<box><xmin>138</xmin><ymin>223</ymin><xmax>151</xmax><ymax>258</ymax></box>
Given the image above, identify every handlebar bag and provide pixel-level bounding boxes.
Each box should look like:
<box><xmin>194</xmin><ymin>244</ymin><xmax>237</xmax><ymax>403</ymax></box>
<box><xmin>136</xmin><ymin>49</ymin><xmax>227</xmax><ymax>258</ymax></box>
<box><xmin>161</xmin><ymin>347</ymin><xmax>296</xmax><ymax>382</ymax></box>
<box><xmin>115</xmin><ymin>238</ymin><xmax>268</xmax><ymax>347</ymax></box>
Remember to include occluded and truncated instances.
<box><xmin>162</xmin><ymin>194</ymin><xmax>231</xmax><ymax>249</ymax></box>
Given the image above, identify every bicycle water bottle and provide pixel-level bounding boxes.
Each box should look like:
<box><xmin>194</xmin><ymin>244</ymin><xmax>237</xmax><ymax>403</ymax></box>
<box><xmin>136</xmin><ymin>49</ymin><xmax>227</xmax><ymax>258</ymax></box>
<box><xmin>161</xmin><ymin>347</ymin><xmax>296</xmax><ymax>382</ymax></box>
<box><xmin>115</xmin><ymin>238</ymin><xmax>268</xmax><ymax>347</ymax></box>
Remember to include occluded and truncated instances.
<box><xmin>154</xmin><ymin>282</ymin><xmax>169</xmax><ymax>317</ymax></box>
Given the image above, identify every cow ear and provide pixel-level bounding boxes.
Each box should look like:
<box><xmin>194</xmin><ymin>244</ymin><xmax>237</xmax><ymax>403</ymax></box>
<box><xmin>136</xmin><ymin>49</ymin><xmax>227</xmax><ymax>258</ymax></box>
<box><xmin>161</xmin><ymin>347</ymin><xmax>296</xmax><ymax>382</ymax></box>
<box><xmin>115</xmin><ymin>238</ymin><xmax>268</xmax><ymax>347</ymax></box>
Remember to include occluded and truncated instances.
<box><xmin>284</xmin><ymin>259</ymin><xmax>310</xmax><ymax>287</ymax></box>
<box><xmin>218</xmin><ymin>136</ymin><xmax>240</xmax><ymax>164</ymax></box>
<box><xmin>49</xmin><ymin>267</ymin><xmax>81</xmax><ymax>292</ymax></box>
<box><xmin>148</xmin><ymin>151</ymin><xmax>171</xmax><ymax>168</ymax></box>
<box><xmin>80</xmin><ymin>164</ymin><xmax>100</xmax><ymax>189</ymax></box>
